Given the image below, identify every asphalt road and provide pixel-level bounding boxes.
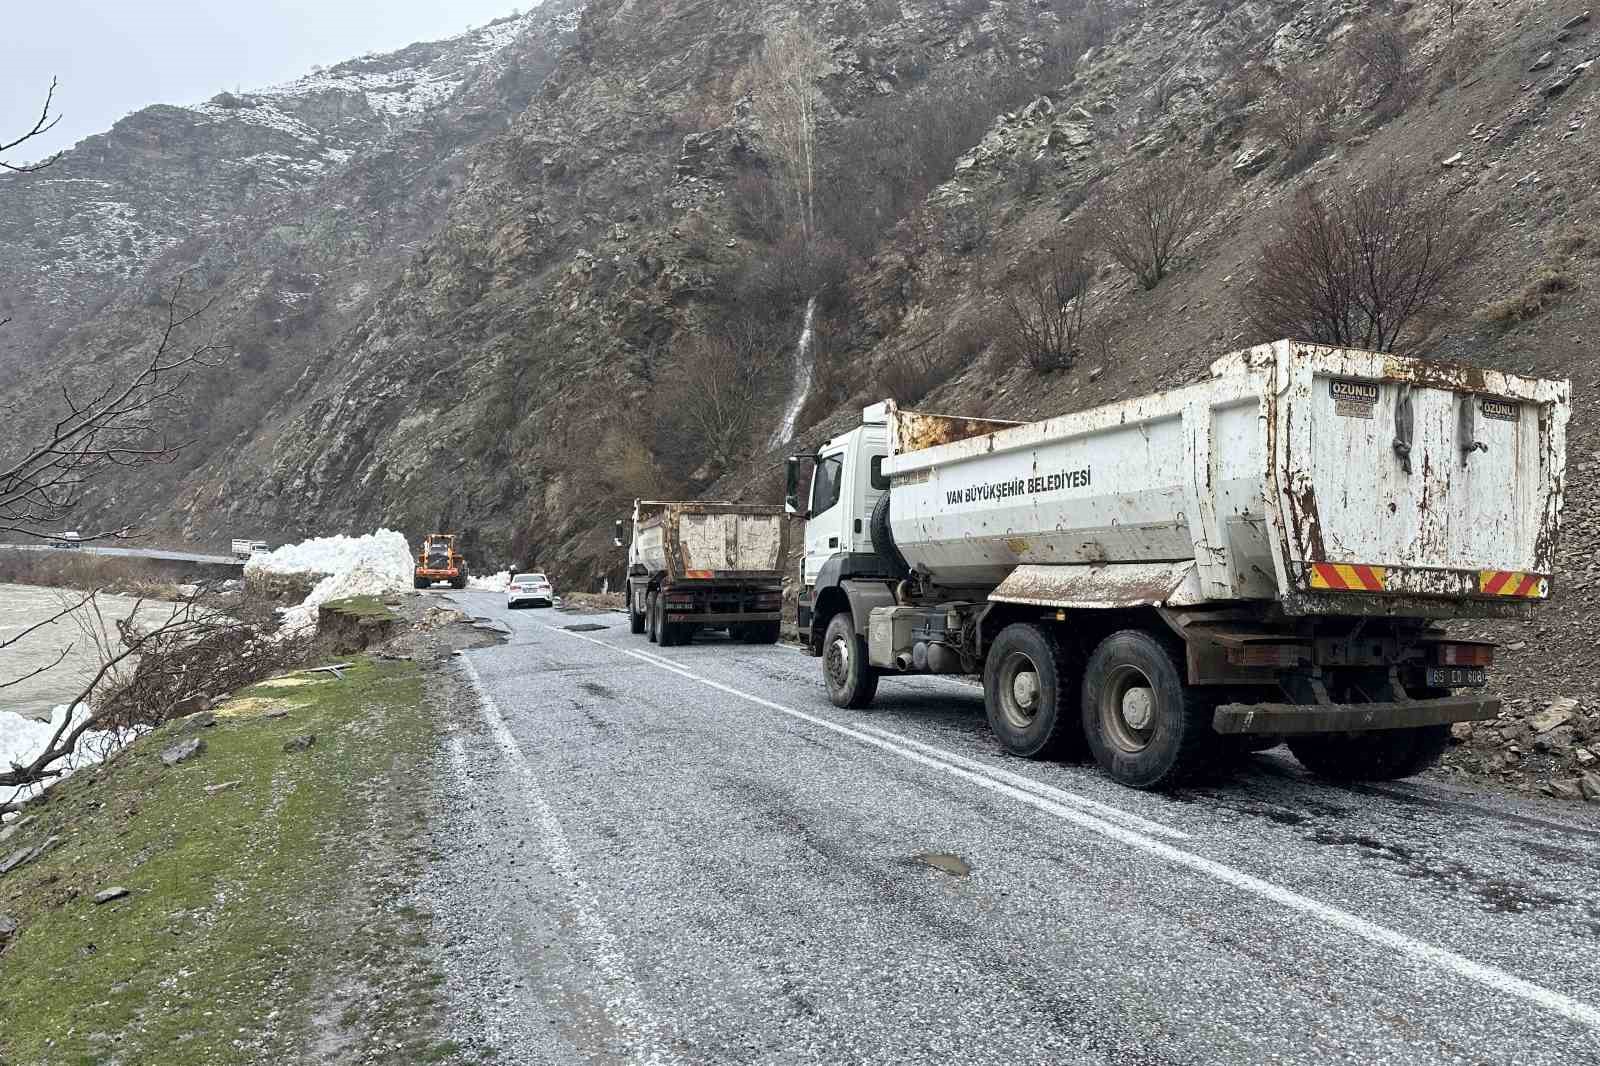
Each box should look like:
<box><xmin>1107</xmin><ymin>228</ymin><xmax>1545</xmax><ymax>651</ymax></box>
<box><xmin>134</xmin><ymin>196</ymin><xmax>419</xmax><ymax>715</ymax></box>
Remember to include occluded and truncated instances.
<box><xmin>430</xmin><ymin>590</ymin><xmax>1600</xmax><ymax>1066</ymax></box>
<box><xmin>0</xmin><ymin>542</ymin><xmax>240</xmax><ymax>565</ymax></box>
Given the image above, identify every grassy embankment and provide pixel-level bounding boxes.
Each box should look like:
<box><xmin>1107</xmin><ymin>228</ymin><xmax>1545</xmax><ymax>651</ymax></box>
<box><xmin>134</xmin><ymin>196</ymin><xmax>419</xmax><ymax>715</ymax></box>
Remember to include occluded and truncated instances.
<box><xmin>0</xmin><ymin>635</ymin><xmax>458</xmax><ymax>1064</ymax></box>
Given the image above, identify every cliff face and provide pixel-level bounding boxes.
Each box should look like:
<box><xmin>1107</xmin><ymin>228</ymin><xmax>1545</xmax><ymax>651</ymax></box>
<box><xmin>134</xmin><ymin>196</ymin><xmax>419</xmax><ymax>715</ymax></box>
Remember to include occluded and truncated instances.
<box><xmin>4</xmin><ymin>0</ymin><xmax>1596</xmax><ymax>591</ymax></box>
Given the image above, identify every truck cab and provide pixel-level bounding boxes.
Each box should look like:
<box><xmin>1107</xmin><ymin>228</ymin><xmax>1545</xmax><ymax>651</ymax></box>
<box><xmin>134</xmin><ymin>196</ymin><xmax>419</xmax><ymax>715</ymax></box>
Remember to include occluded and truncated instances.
<box><xmin>788</xmin><ymin>403</ymin><xmax>893</xmax><ymax>652</ymax></box>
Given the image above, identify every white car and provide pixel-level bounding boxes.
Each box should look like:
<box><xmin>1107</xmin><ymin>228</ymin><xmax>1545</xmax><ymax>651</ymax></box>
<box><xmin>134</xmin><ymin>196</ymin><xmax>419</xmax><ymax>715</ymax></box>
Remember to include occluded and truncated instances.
<box><xmin>506</xmin><ymin>572</ymin><xmax>555</xmax><ymax>609</ymax></box>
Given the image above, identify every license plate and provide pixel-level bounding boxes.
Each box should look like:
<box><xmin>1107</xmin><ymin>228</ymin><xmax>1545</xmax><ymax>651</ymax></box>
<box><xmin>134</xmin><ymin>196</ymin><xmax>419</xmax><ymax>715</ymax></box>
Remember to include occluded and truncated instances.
<box><xmin>1426</xmin><ymin>667</ymin><xmax>1486</xmax><ymax>688</ymax></box>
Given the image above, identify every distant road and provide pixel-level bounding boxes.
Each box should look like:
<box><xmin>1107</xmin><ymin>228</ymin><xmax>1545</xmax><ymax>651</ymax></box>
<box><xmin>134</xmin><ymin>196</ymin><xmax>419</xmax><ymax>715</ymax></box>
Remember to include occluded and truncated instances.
<box><xmin>0</xmin><ymin>543</ymin><xmax>241</xmax><ymax>566</ymax></box>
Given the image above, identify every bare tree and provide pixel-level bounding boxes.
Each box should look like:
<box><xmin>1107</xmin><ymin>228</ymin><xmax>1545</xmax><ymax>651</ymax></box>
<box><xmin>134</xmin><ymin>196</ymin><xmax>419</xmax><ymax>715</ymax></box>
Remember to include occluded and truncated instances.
<box><xmin>1345</xmin><ymin>15</ymin><xmax>1418</xmax><ymax>119</ymax></box>
<box><xmin>1259</xmin><ymin>66</ymin><xmax>1345</xmax><ymax>169</ymax></box>
<box><xmin>997</xmin><ymin>235</ymin><xmax>1096</xmax><ymax>372</ymax></box>
<box><xmin>0</xmin><ymin>282</ymin><xmax>223</xmax><ymax>544</ymax></box>
<box><xmin>1242</xmin><ymin>165</ymin><xmax>1484</xmax><ymax>353</ymax></box>
<box><xmin>1</xmin><ymin>78</ymin><xmax>63</xmax><ymax>174</ymax></box>
<box><xmin>656</xmin><ymin>315</ymin><xmax>779</xmax><ymax>473</ymax></box>
<box><xmin>743</xmin><ymin>23</ymin><xmax>827</xmax><ymax>244</ymax></box>
<box><xmin>1090</xmin><ymin>154</ymin><xmax>1220</xmax><ymax>290</ymax></box>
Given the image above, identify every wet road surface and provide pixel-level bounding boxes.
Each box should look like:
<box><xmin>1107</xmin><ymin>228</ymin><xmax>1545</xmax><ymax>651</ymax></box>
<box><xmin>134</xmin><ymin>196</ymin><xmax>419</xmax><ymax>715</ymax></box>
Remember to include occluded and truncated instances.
<box><xmin>428</xmin><ymin>590</ymin><xmax>1600</xmax><ymax>1066</ymax></box>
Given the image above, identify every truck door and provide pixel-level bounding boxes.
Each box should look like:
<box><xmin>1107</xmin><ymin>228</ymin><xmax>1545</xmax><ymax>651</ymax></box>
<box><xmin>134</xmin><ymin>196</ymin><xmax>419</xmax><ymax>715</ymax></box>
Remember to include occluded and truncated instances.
<box><xmin>803</xmin><ymin>449</ymin><xmax>846</xmax><ymax>585</ymax></box>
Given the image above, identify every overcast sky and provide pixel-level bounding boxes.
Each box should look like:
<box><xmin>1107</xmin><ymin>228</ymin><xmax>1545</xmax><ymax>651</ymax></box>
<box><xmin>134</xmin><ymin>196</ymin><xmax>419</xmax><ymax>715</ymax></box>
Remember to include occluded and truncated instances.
<box><xmin>4</xmin><ymin>0</ymin><xmax>530</xmax><ymax>162</ymax></box>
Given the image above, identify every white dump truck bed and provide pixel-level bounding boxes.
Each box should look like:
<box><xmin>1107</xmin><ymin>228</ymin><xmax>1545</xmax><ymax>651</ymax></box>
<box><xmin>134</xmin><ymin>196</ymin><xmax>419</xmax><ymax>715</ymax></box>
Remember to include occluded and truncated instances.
<box><xmin>634</xmin><ymin>501</ymin><xmax>787</xmax><ymax>580</ymax></box>
<box><xmin>882</xmin><ymin>341</ymin><xmax>1568</xmax><ymax>617</ymax></box>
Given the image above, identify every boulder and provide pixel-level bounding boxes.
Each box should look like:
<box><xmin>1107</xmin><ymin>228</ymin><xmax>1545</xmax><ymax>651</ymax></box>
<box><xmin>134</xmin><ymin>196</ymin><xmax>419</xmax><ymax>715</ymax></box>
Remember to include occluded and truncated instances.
<box><xmin>282</xmin><ymin>734</ymin><xmax>317</xmax><ymax>753</ymax></box>
<box><xmin>93</xmin><ymin>887</ymin><xmax>130</xmax><ymax>905</ymax></box>
<box><xmin>1530</xmin><ymin>51</ymin><xmax>1554</xmax><ymax>72</ymax></box>
<box><xmin>1581</xmin><ymin>773</ymin><xmax>1600</xmax><ymax>801</ymax></box>
<box><xmin>1530</xmin><ymin>697</ymin><xmax>1578</xmax><ymax>734</ymax></box>
<box><xmin>160</xmin><ymin>738</ymin><xmax>205</xmax><ymax>766</ymax></box>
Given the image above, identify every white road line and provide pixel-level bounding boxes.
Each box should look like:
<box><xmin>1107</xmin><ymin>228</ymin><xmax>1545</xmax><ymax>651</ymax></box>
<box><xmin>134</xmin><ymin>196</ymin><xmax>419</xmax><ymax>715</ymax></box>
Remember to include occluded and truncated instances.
<box><xmin>539</xmin><ymin>624</ymin><xmax>1600</xmax><ymax>1031</ymax></box>
<box><xmin>459</xmin><ymin>657</ymin><xmax>687</xmax><ymax>1066</ymax></box>
<box><xmin>852</xmin><ymin>723</ymin><xmax>1190</xmax><ymax>840</ymax></box>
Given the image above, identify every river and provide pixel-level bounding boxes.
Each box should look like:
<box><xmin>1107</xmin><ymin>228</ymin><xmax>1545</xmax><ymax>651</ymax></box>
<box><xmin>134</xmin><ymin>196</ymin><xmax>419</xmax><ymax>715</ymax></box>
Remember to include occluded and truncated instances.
<box><xmin>0</xmin><ymin>583</ymin><xmax>151</xmax><ymax>721</ymax></box>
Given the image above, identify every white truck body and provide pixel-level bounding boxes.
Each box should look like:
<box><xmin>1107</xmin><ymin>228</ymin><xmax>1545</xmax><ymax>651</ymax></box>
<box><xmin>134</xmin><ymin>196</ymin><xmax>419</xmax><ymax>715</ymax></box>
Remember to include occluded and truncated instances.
<box><xmin>231</xmin><ymin>539</ymin><xmax>269</xmax><ymax>560</ymax></box>
<box><xmin>884</xmin><ymin>341</ymin><xmax>1566</xmax><ymax>614</ymax></box>
<box><xmin>619</xmin><ymin>500</ymin><xmax>789</xmax><ymax>646</ymax></box>
<box><xmin>791</xmin><ymin>341</ymin><xmax>1571</xmax><ymax>790</ymax></box>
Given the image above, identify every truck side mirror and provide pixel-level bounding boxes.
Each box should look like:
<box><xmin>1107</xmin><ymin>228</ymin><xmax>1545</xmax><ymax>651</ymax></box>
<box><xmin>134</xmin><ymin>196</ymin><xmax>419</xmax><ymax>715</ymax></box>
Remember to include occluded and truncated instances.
<box><xmin>613</xmin><ymin>519</ymin><xmax>624</xmax><ymax>549</ymax></box>
<box><xmin>785</xmin><ymin>456</ymin><xmax>805</xmax><ymax>518</ymax></box>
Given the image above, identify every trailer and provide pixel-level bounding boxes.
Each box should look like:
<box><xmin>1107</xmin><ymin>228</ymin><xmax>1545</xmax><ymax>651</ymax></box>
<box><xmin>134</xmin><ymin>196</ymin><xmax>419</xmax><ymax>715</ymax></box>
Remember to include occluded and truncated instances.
<box><xmin>788</xmin><ymin>340</ymin><xmax>1569</xmax><ymax>789</ymax></box>
<box><xmin>616</xmin><ymin>500</ymin><xmax>788</xmax><ymax>646</ymax></box>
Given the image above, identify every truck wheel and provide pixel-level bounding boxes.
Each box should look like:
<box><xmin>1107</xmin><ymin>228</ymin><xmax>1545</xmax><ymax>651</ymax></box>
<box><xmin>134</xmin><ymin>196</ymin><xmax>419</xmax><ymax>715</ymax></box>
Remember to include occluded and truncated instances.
<box><xmin>628</xmin><ymin>591</ymin><xmax>645</xmax><ymax>635</ymax></box>
<box><xmin>414</xmin><ymin>577</ymin><xmax>428</xmax><ymax>590</ymax></box>
<box><xmin>755</xmin><ymin>621</ymin><xmax>782</xmax><ymax>644</ymax></box>
<box><xmin>823</xmin><ymin>612</ymin><xmax>877</xmax><ymax>709</ymax></box>
<box><xmin>658</xmin><ymin>599</ymin><xmax>681</xmax><ymax>647</ymax></box>
<box><xmin>646</xmin><ymin>593</ymin><xmax>661</xmax><ymax>644</ymax></box>
<box><xmin>1286</xmin><ymin>725</ymin><xmax>1451</xmax><ymax>781</ymax></box>
<box><xmin>984</xmin><ymin>623</ymin><xmax>1081</xmax><ymax>759</ymax></box>
<box><xmin>1081</xmin><ymin>630</ymin><xmax>1215</xmax><ymax>789</ymax></box>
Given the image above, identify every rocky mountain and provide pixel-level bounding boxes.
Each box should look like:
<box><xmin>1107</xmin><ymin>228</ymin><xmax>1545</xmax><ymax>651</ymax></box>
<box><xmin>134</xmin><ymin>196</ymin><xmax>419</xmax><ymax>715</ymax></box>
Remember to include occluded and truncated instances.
<box><xmin>2</xmin><ymin>0</ymin><xmax>1598</xmax><ymax>792</ymax></box>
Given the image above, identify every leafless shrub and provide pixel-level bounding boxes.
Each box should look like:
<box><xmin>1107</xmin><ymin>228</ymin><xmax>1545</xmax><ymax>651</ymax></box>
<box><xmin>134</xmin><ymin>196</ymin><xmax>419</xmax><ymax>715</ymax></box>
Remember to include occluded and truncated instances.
<box><xmin>1089</xmin><ymin>154</ymin><xmax>1221</xmax><ymax>290</ymax></box>
<box><xmin>874</xmin><ymin>328</ymin><xmax>982</xmax><ymax>405</ymax></box>
<box><xmin>1259</xmin><ymin>67</ymin><xmax>1344</xmax><ymax>171</ymax></box>
<box><xmin>997</xmin><ymin>236</ymin><xmax>1096</xmax><ymax>372</ymax></box>
<box><xmin>1345</xmin><ymin>15</ymin><xmax>1420</xmax><ymax>121</ymax></box>
<box><xmin>1435</xmin><ymin>19</ymin><xmax>1487</xmax><ymax>88</ymax></box>
<box><xmin>1479</xmin><ymin>264</ymin><xmax>1574</xmax><ymax>324</ymax></box>
<box><xmin>653</xmin><ymin>315</ymin><xmax>782</xmax><ymax>473</ymax></box>
<box><xmin>1243</xmin><ymin>165</ymin><xmax>1485</xmax><ymax>353</ymax></box>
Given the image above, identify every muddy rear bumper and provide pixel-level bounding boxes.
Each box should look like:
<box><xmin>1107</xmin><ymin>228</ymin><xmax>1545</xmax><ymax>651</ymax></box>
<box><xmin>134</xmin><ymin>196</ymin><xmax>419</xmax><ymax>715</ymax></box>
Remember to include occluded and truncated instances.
<box><xmin>1213</xmin><ymin>694</ymin><xmax>1500</xmax><ymax>735</ymax></box>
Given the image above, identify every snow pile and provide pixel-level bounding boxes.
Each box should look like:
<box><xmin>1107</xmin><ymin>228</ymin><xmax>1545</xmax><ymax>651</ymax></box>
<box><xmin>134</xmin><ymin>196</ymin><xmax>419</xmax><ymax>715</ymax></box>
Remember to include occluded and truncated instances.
<box><xmin>246</xmin><ymin>530</ymin><xmax>415</xmax><ymax>634</ymax></box>
<box><xmin>467</xmin><ymin>571</ymin><xmax>510</xmax><ymax>592</ymax></box>
<box><xmin>0</xmin><ymin>704</ymin><xmax>120</xmax><ymax>814</ymax></box>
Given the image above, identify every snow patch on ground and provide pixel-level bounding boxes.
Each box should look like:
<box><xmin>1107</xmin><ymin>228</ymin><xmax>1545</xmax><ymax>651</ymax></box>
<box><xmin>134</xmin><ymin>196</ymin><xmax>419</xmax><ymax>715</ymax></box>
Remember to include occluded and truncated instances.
<box><xmin>468</xmin><ymin>571</ymin><xmax>510</xmax><ymax>592</ymax></box>
<box><xmin>1</xmin><ymin>704</ymin><xmax>120</xmax><ymax>814</ymax></box>
<box><xmin>246</xmin><ymin>530</ymin><xmax>414</xmax><ymax>634</ymax></box>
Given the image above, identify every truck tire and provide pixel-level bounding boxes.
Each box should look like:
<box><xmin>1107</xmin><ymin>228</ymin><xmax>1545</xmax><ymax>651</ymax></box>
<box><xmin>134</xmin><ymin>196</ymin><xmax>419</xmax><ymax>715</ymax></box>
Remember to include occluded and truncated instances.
<box><xmin>628</xmin><ymin>589</ymin><xmax>645</xmax><ymax>635</ymax></box>
<box><xmin>869</xmin><ymin>493</ymin><xmax>910</xmax><ymax>579</ymax></box>
<box><xmin>1081</xmin><ymin>630</ymin><xmax>1215</xmax><ymax>789</ymax></box>
<box><xmin>983</xmin><ymin>623</ymin><xmax>1082</xmax><ymax>759</ymax></box>
<box><xmin>414</xmin><ymin>576</ymin><xmax>428</xmax><ymax>590</ymax></box>
<box><xmin>1286</xmin><ymin>725</ymin><xmax>1452</xmax><ymax>782</ymax></box>
<box><xmin>754</xmin><ymin>621</ymin><xmax>782</xmax><ymax>644</ymax></box>
<box><xmin>657</xmin><ymin>597</ymin><xmax>681</xmax><ymax>647</ymax></box>
<box><xmin>823</xmin><ymin>612</ymin><xmax>877</xmax><ymax>708</ymax></box>
<box><xmin>646</xmin><ymin>592</ymin><xmax>661</xmax><ymax>644</ymax></box>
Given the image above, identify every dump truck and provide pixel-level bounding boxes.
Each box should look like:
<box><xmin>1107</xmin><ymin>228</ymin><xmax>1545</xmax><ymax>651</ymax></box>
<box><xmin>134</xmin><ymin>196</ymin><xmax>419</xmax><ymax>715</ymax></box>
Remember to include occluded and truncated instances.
<box><xmin>787</xmin><ymin>340</ymin><xmax>1569</xmax><ymax>790</ymax></box>
<box><xmin>231</xmin><ymin>538</ymin><xmax>269</xmax><ymax>560</ymax></box>
<box><xmin>415</xmin><ymin>533</ymin><xmax>469</xmax><ymax>589</ymax></box>
<box><xmin>615</xmin><ymin>500</ymin><xmax>788</xmax><ymax>646</ymax></box>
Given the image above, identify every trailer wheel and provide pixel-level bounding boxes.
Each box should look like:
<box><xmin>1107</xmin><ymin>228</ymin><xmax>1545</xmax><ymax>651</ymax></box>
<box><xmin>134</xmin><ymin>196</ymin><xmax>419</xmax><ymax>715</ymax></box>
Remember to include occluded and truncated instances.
<box><xmin>983</xmin><ymin>624</ymin><xmax>1082</xmax><ymax>759</ymax></box>
<box><xmin>823</xmin><ymin>613</ymin><xmax>877</xmax><ymax>708</ymax></box>
<box><xmin>657</xmin><ymin>599</ymin><xmax>681</xmax><ymax>647</ymax></box>
<box><xmin>1286</xmin><ymin>725</ymin><xmax>1451</xmax><ymax>781</ymax></box>
<box><xmin>646</xmin><ymin>592</ymin><xmax>661</xmax><ymax>644</ymax></box>
<box><xmin>628</xmin><ymin>589</ymin><xmax>645</xmax><ymax>635</ymax></box>
<box><xmin>1081</xmin><ymin>630</ymin><xmax>1215</xmax><ymax>789</ymax></box>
